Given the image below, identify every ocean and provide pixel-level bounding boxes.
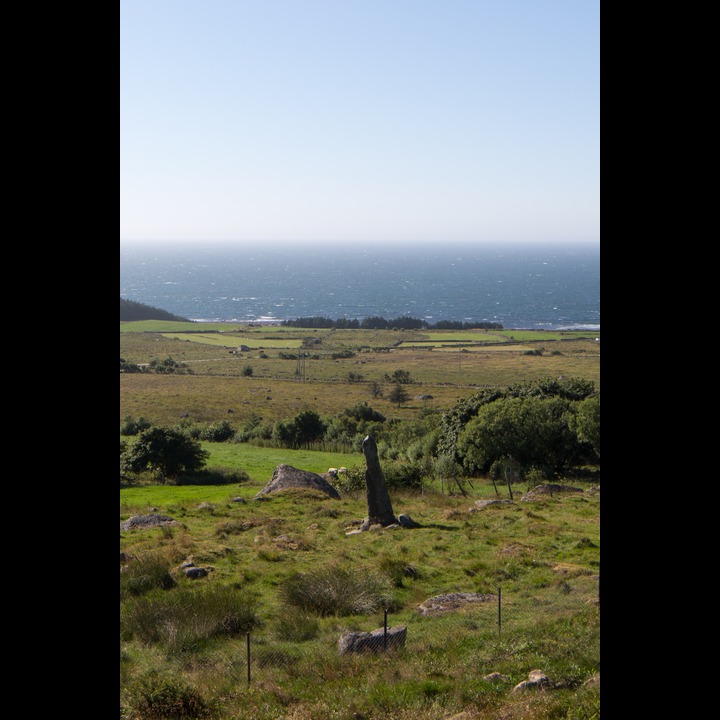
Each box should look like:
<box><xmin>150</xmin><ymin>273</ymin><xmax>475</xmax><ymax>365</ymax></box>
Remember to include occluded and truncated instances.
<box><xmin>119</xmin><ymin>241</ymin><xmax>600</xmax><ymax>331</ymax></box>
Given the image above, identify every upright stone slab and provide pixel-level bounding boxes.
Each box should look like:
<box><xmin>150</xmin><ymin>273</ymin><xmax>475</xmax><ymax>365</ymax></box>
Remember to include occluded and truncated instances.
<box><xmin>362</xmin><ymin>435</ymin><xmax>398</xmax><ymax>527</ymax></box>
<box><xmin>338</xmin><ymin>625</ymin><xmax>407</xmax><ymax>655</ymax></box>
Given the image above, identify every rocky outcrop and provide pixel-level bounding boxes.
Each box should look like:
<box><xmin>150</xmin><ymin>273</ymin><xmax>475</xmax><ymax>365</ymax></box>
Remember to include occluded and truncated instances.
<box><xmin>471</xmin><ymin>499</ymin><xmax>514</xmax><ymax>510</ymax></box>
<box><xmin>120</xmin><ymin>514</ymin><xmax>178</xmax><ymax>531</ymax></box>
<box><xmin>254</xmin><ymin>464</ymin><xmax>341</xmax><ymax>499</ymax></box>
<box><xmin>520</xmin><ymin>484</ymin><xmax>583</xmax><ymax>501</ymax></box>
<box><xmin>416</xmin><ymin>592</ymin><xmax>497</xmax><ymax>616</ymax></box>
<box><xmin>511</xmin><ymin>669</ymin><xmax>554</xmax><ymax>692</ymax></box>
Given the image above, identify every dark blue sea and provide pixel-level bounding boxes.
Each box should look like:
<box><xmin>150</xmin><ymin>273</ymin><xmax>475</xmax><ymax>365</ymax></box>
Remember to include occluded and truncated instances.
<box><xmin>119</xmin><ymin>241</ymin><xmax>600</xmax><ymax>331</ymax></box>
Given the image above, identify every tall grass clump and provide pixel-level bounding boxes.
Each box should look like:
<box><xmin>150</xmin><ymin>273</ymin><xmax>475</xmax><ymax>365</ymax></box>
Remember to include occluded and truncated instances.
<box><xmin>120</xmin><ymin>552</ymin><xmax>176</xmax><ymax>599</ymax></box>
<box><xmin>273</xmin><ymin>608</ymin><xmax>320</xmax><ymax>641</ymax></box>
<box><xmin>122</xmin><ymin>672</ymin><xmax>214</xmax><ymax>720</ymax></box>
<box><xmin>378</xmin><ymin>555</ymin><xmax>423</xmax><ymax>587</ymax></box>
<box><xmin>120</xmin><ymin>585</ymin><xmax>258</xmax><ymax>653</ymax></box>
<box><xmin>279</xmin><ymin>563</ymin><xmax>395</xmax><ymax>616</ymax></box>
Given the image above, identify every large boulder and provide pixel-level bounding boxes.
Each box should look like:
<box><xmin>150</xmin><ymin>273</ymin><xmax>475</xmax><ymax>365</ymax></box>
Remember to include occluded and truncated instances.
<box><xmin>255</xmin><ymin>464</ymin><xmax>341</xmax><ymax>499</ymax></box>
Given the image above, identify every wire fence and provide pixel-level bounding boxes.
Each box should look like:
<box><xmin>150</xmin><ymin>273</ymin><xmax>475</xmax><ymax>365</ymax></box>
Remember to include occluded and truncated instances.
<box><xmin>237</xmin><ymin>573</ymin><xmax>600</xmax><ymax>685</ymax></box>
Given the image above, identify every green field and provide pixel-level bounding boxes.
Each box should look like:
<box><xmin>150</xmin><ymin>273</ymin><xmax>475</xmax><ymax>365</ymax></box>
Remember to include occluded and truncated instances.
<box><xmin>120</xmin><ymin>321</ymin><xmax>600</xmax><ymax>720</ymax></box>
<box><xmin>121</xmin><ymin>323</ymin><xmax>600</xmax><ymax>427</ymax></box>
<box><xmin>121</xmin><ymin>472</ymin><xmax>599</xmax><ymax>720</ymax></box>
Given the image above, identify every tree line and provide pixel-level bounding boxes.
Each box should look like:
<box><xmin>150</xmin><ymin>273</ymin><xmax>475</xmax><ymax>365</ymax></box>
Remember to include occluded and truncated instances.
<box><xmin>280</xmin><ymin>316</ymin><xmax>503</xmax><ymax>330</ymax></box>
<box><xmin>120</xmin><ymin>377</ymin><xmax>599</xmax><ymax>488</ymax></box>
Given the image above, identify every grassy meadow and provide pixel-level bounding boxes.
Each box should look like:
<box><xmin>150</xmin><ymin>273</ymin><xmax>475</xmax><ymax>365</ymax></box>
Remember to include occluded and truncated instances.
<box><xmin>120</xmin><ymin>322</ymin><xmax>600</xmax><ymax>720</ymax></box>
<box><xmin>120</xmin><ymin>322</ymin><xmax>599</xmax><ymax>426</ymax></box>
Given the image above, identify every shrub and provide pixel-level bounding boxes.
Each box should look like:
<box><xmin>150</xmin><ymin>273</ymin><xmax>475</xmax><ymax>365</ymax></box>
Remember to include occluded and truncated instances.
<box><xmin>242</xmin><ymin>365</ymin><xmax>253</xmax><ymax>376</ymax></box>
<box><xmin>120</xmin><ymin>357</ymin><xmax>144</xmax><ymax>373</ymax></box>
<box><xmin>120</xmin><ymin>426</ymin><xmax>209</xmax><ymax>481</ymax></box>
<box><xmin>342</xmin><ymin>402</ymin><xmax>386</xmax><ymax>423</ymax></box>
<box><xmin>149</xmin><ymin>357</ymin><xmax>193</xmax><ymax>374</ymax></box>
<box><xmin>198</xmin><ymin>420</ymin><xmax>236</xmax><ymax>442</ymax></box>
<box><xmin>123</xmin><ymin>673</ymin><xmax>213</xmax><ymax>720</ymax></box>
<box><xmin>383</xmin><ymin>460</ymin><xmax>426</xmax><ymax>490</ymax></box>
<box><xmin>120</xmin><ymin>553</ymin><xmax>176</xmax><ymax>599</ymax></box>
<box><xmin>279</xmin><ymin>563</ymin><xmax>394</xmax><ymax>616</ymax></box>
<box><xmin>333</xmin><ymin>465</ymin><xmax>366</xmax><ymax>492</ymax></box>
<box><xmin>120</xmin><ymin>415</ymin><xmax>152</xmax><ymax>436</ymax></box>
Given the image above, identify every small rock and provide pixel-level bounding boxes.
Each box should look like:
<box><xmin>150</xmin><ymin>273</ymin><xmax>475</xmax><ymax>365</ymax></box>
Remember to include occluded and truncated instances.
<box><xmin>511</xmin><ymin>669</ymin><xmax>553</xmax><ymax>693</ymax></box>
<box><xmin>483</xmin><ymin>672</ymin><xmax>509</xmax><ymax>682</ymax></box>
<box><xmin>183</xmin><ymin>567</ymin><xmax>208</xmax><ymax>579</ymax></box>
<box><xmin>398</xmin><ymin>514</ymin><xmax>420</xmax><ymax>528</ymax></box>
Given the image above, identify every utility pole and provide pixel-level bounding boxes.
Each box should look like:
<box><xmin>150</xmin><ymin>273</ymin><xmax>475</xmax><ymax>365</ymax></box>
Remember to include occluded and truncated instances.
<box><xmin>295</xmin><ymin>353</ymin><xmax>306</xmax><ymax>382</ymax></box>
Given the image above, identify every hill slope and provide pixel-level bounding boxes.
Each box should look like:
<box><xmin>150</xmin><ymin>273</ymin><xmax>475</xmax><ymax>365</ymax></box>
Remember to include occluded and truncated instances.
<box><xmin>120</xmin><ymin>297</ymin><xmax>190</xmax><ymax>323</ymax></box>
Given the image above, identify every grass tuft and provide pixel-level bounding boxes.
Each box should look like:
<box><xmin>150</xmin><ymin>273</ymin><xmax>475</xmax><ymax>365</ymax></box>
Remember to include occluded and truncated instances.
<box><xmin>120</xmin><ymin>552</ymin><xmax>176</xmax><ymax>599</ymax></box>
<box><xmin>279</xmin><ymin>562</ymin><xmax>394</xmax><ymax>616</ymax></box>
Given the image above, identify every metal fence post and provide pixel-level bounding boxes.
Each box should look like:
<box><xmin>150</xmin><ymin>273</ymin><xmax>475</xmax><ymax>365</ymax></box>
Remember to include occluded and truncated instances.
<box><xmin>383</xmin><ymin>607</ymin><xmax>388</xmax><ymax>650</ymax></box>
<box><xmin>246</xmin><ymin>631</ymin><xmax>251</xmax><ymax>684</ymax></box>
<box><xmin>498</xmin><ymin>586</ymin><xmax>502</xmax><ymax>637</ymax></box>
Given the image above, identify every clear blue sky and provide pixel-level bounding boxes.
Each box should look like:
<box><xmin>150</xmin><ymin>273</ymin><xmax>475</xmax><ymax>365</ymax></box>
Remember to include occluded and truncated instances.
<box><xmin>120</xmin><ymin>0</ymin><xmax>599</xmax><ymax>246</ymax></box>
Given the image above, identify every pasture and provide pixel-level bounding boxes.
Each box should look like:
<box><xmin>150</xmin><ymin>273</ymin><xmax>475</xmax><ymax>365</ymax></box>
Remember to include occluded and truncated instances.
<box><xmin>120</xmin><ymin>323</ymin><xmax>600</xmax><ymax>427</ymax></box>
<box><xmin>120</xmin><ymin>321</ymin><xmax>600</xmax><ymax>719</ymax></box>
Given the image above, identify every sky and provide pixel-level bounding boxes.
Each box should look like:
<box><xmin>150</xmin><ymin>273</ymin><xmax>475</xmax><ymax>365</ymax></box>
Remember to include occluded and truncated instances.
<box><xmin>120</xmin><ymin>0</ymin><xmax>599</xmax><ymax>246</ymax></box>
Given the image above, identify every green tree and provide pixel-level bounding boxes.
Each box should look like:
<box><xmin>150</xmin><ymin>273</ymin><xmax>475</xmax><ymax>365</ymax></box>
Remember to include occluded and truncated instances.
<box><xmin>342</xmin><ymin>402</ymin><xmax>386</xmax><ymax>423</ymax></box>
<box><xmin>272</xmin><ymin>419</ymin><xmax>297</xmax><ymax>447</ymax></box>
<box><xmin>120</xmin><ymin>427</ymin><xmax>209</xmax><ymax>482</ymax></box>
<box><xmin>388</xmin><ymin>383</ymin><xmax>409</xmax><ymax>407</ymax></box>
<box><xmin>272</xmin><ymin>409</ymin><xmax>327</xmax><ymax>448</ymax></box>
<box><xmin>384</xmin><ymin>369</ymin><xmax>412</xmax><ymax>384</ymax></box>
<box><xmin>456</xmin><ymin>395</ymin><xmax>586</xmax><ymax>479</ymax></box>
<box><xmin>436</xmin><ymin>378</ymin><xmax>596</xmax><ymax>462</ymax></box>
<box><xmin>292</xmin><ymin>409</ymin><xmax>327</xmax><ymax>446</ymax></box>
<box><xmin>568</xmin><ymin>395</ymin><xmax>600</xmax><ymax>459</ymax></box>
<box><xmin>199</xmin><ymin>420</ymin><xmax>236</xmax><ymax>442</ymax></box>
<box><xmin>369</xmin><ymin>381</ymin><xmax>383</xmax><ymax>399</ymax></box>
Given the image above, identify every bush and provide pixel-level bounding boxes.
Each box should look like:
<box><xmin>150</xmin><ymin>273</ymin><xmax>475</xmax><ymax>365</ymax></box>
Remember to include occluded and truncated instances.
<box><xmin>342</xmin><ymin>402</ymin><xmax>386</xmax><ymax>423</ymax></box>
<box><xmin>333</xmin><ymin>465</ymin><xmax>366</xmax><ymax>492</ymax></box>
<box><xmin>198</xmin><ymin>420</ymin><xmax>236</xmax><ymax>442</ymax></box>
<box><xmin>279</xmin><ymin>563</ymin><xmax>394</xmax><ymax>616</ymax></box>
<box><xmin>123</xmin><ymin>673</ymin><xmax>213</xmax><ymax>720</ymax></box>
<box><xmin>120</xmin><ymin>553</ymin><xmax>176</xmax><ymax>599</ymax></box>
<box><xmin>120</xmin><ymin>426</ymin><xmax>209</xmax><ymax>481</ymax></box>
<box><xmin>149</xmin><ymin>357</ymin><xmax>193</xmax><ymax>374</ymax></box>
<box><xmin>120</xmin><ymin>415</ymin><xmax>152</xmax><ymax>436</ymax></box>
<box><xmin>242</xmin><ymin>365</ymin><xmax>253</xmax><ymax>376</ymax></box>
<box><xmin>383</xmin><ymin>460</ymin><xmax>426</xmax><ymax>490</ymax></box>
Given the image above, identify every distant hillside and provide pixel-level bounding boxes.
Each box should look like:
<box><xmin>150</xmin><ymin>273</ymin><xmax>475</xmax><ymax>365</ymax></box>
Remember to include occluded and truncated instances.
<box><xmin>120</xmin><ymin>298</ymin><xmax>190</xmax><ymax>323</ymax></box>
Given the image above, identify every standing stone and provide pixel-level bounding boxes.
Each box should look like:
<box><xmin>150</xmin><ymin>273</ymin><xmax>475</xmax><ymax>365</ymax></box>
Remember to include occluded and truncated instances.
<box><xmin>362</xmin><ymin>435</ymin><xmax>398</xmax><ymax>527</ymax></box>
